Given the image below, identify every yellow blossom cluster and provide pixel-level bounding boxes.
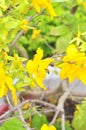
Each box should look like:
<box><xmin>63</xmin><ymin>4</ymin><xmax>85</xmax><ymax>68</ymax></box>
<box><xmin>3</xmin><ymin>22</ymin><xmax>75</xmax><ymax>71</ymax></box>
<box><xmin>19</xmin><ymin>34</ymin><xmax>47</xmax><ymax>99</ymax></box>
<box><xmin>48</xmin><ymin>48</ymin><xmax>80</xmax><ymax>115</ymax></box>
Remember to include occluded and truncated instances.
<box><xmin>59</xmin><ymin>45</ymin><xmax>86</xmax><ymax>84</ymax></box>
<box><xmin>77</xmin><ymin>0</ymin><xmax>86</xmax><ymax>9</ymax></box>
<box><xmin>41</xmin><ymin>124</ymin><xmax>56</xmax><ymax>130</ymax></box>
<box><xmin>26</xmin><ymin>48</ymin><xmax>53</xmax><ymax>90</ymax></box>
<box><xmin>0</xmin><ymin>63</ymin><xmax>17</xmax><ymax>105</ymax></box>
<box><xmin>19</xmin><ymin>19</ymin><xmax>29</xmax><ymax>32</ymax></box>
<box><xmin>31</xmin><ymin>29</ymin><xmax>41</xmax><ymax>39</ymax></box>
<box><xmin>32</xmin><ymin>0</ymin><xmax>56</xmax><ymax>18</ymax></box>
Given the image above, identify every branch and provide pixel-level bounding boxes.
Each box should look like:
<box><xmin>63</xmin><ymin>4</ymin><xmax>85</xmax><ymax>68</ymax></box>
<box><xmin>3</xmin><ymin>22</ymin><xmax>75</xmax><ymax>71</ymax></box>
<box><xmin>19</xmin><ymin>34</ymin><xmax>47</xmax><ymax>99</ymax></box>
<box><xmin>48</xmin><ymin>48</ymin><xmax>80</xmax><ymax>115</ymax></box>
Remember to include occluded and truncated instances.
<box><xmin>9</xmin><ymin>30</ymin><xmax>24</xmax><ymax>49</ymax></box>
<box><xmin>44</xmin><ymin>42</ymin><xmax>54</xmax><ymax>51</ymax></box>
<box><xmin>17</xmin><ymin>108</ymin><xmax>31</xmax><ymax>130</ymax></box>
<box><xmin>9</xmin><ymin>11</ymin><xmax>44</xmax><ymax>49</ymax></box>
<box><xmin>19</xmin><ymin>82</ymin><xmax>63</xmax><ymax>97</ymax></box>
<box><xmin>50</xmin><ymin>90</ymin><xmax>70</xmax><ymax>125</ymax></box>
<box><xmin>14</xmin><ymin>44</ymin><xmax>29</xmax><ymax>59</ymax></box>
<box><xmin>61</xmin><ymin>111</ymin><xmax>65</xmax><ymax>130</ymax></box>
<box><xmin>49</xmin><ymin>80</ymin><xmax>83</xmax><ymax>126</ymax></box>
<box><xmin>0</xmin><ymin>99</ymin><xmax>56</xmax><ymax>120</ymax></box>
<box><xmin>6</xmin><ymin>94</ymin><xmax>13</xmax><ymax>109</ymax></box>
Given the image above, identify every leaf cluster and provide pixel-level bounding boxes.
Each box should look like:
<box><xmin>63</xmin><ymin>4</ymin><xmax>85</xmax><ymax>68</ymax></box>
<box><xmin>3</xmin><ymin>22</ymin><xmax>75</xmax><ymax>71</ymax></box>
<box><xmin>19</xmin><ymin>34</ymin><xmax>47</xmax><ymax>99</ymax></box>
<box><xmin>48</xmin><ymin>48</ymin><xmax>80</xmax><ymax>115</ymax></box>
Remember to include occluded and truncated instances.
<box><xmin>72</xmin><ymin>99</ymin><xmax>86</xmax><ymax>130</ymax></box>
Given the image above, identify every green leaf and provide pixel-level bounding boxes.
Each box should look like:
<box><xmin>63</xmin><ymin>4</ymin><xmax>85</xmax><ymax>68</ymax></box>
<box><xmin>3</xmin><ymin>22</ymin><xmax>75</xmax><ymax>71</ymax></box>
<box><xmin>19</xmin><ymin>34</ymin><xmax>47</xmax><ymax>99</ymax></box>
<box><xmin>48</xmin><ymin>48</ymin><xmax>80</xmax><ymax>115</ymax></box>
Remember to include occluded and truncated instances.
<box><xmin>56</xmin><ymin>32</ymin><xmax>72</xmax><ymax>53</ymax></box>
<box><xmin>32</xmin><ymin>114</ymin><xmax>48</xmax><ymax>130</ymax></box>
<box><xmin>51</xmin><ymin>0</ymin><xmax>69</xmax><ymax>2</ymax></box>
<box><xmin>0</xmin><ymin>127</ymin><xmax>6</xmax><ymax>130</ymax></box>
<box><xmin>5</xmin><ymin>19</ymin><xmax>19</xmax><ymax>30</ymax></box>
<box><xmin>0</xmin><ymin>117</ymin><xmax>26</xmax><ymax>130</ymax></box>
<box><xmin>0</xmin><ymin>9</ymin><xmax>3</xmax><ymax>16</ymax></box>
<box><xmin>79</xmin><ymin>42</ymin><xmax>86</xmax><ymax>52</ymax></box>
<box><xmin>50</xmin><ymin>25</ymin><xmax>69</xmax><ymax>36</ymax></box>
<box><xmin>72</xmin><ymin>99</ymin><xmax>86</xmax><ymax>130</ymax></box>
<box><xmin>79</xmin><ymin>23</ymin><xmax>86</xmax><ymax>32</ymax></box>
<box><xmin>55</xmin><ymin>118</ymin><xmax>72</xmax><ymax>130</ymax></box>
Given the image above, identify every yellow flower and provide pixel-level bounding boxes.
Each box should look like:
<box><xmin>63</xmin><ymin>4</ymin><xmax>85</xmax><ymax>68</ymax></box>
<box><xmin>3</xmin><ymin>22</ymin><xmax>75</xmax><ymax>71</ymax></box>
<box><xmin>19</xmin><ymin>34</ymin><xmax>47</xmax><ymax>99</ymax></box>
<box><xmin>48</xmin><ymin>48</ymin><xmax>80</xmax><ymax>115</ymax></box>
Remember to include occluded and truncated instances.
<box><xmin>77</xmin><ymin>65</ymin><xmax>86</xmax><ymax>84</ymax></box>
<box><xmin>19</xmin><ymin>19</ymin><xmax>29</xmax><ymax>32</ymax></box>
<box><xmin>82</xmin><ymin>2</ymin><xmax>86</xmax><ymax>9</ymax></box>
<box><xmin>26</xmin><ymin>48</ymin><xmax>53</xmax><ymax>89</ymax></box>
<box><xmin>0</xmin><ymin>63</ymin><xmax>17</xmax><ymax>105</ymax></box>
<box><xmin>31</xmin><ymin>29</ymin><xmax>41</xmax><ymax>39</ymax></box>
<box><xmin>59</xmin><ymin>45</ymin><xmax>86</xmax><ymax>84</ymax></box>
<box><xmin>32</xmin><ymin>0</ymin><xmax>56</xmax><ymax>18</ymax></box>
<box><xmin>63</xmin><ymin>45</ymin><xmax>86</xmax><ymax>65</ymax></box>
<box><xmin>60</xmin><ymin>63</ymin><xmax>80</xmax><ymax>82</ymax></box>
<box><xmin>77</xmin><ymin>31</ymin><xmax>81</xmax><ymax>38</ymax></box>
<box><xmin>41</xmin><ymin>124</ymin><xmax>56</xmax><ymax>130</ymax></box>
<box><xmin>77</xmin><ymin>0</ymin><xmax>82</xmax><ymax>4</ymax></box>
<box><xmin>12</xmin><ymin>53</ymin><xmax>26</xmax><ymax>70</ymax></box>
<box><xmin>22</xmin><ymin>102</ymin><xmax>30</xmax><ymax>110</ymax></box>
<box><xmin>77</xmin><ymin>0</ymin><xmax>86</xmax><ymax>9</ymax></box>
<box><xmin>4</xmin><ymin>31</ymin><xmax>8</xmax><ymax>36</ymax></box>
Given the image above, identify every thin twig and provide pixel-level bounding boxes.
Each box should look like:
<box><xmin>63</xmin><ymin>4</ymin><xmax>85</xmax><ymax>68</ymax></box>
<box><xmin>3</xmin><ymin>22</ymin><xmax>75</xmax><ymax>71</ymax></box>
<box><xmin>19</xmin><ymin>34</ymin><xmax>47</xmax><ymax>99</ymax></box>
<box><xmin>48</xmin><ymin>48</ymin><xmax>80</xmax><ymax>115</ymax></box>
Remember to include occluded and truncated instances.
<box><xmin>17</xmin><ymin>108</ymin><xmax>31</xmax><ymax>130</ymax></box>
<box><xmin>44</xmin><ymin>42</ymin><xmax>54</xmax><ymax>51</ymax></box>
<box><xmin>0</xmin><ymin>99</ymin><xmax>56</xmax><ymax>120</ymax></box>
<box><xmin>49</xmin><ymin>109</ymin><xmax>59</xmax><ymax>126</ymax></box>
<box><xmin>6</xmin><ymin>94</ymin><xmax>13</xmax><ymax>109</ymax></box>
<box><xmin>61</xmin><ymin>111</ymin><xmax>65</xmax><ymax>130</ymax></box>
<box><xmin>9</xmin><ymin>30</ymin><xmax>24</xmax><ymax>49</ymax></box>
<box><xmin>9</xmin><ymin>11</ymin><xmax>44</xmax><ymax>49</ymax></box>
<box><xmin>40</xmin><ymin>109</ymin><xmax>55</xmax><ymax>114</ymax></box>
<box><xmin>50</xmin><ymin>80</ymin><xmax>80</xmax><ymax>125</ymax></box>
<box><xmin>0</xmin><ymin>118</ymin><xmax>9</xmax><ymax>124</ymax></box>
<box><xmin>15</xmin><ymin>44</ymin><xmax>29</xmax><ymax>59</ymax></box>
<box><xmin>50</xmin><ymin>90</ymin><xmax>70</xmax><ymax>125</ymax></box>
<box><xmin>19</xmin><ymin>83</ymin><xmax>63</xmax><ymax>97</ymax></box>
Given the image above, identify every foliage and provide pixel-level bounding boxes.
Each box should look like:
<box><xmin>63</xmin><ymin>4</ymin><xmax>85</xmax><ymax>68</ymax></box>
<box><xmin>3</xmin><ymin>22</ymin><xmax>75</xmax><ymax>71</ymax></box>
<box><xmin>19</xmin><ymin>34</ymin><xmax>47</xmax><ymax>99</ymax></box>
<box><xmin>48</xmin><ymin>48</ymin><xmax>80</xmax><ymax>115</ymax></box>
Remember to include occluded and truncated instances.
<box><xmin>0</xmin><ymin>0</ymin><xmax>55</xmax><ymax>105</ymax></box>
<box><xmin>18</xmin><ymin>12</ymin><xmax>58</xmax><ymax>58</ymax></box>
<box><xmin>55</xmin><ymin>118</ymin><xmax>72</xmax><ymax>130</ymax></box>
<box><xmin>59</xmin><ymin>44</ymin><xmax>86</xmax><ymax>84</ymax></box>
<box><xmin>32</xmin><ymin>114</ymin><xmax>48</xmax><ymax>130</ymax></box>
<box><xmin>0</xmin><ymin>117</ymin><xmax>26</xmax><ymax>130</ymax></box>
<box><xmin>72</xmin><ymin>99</ymin><xmax>86</xmax><ymax>130</ymax></box>
<box><xmin>17</xmin><ymin>0</ymin><xmax>86</xmax><ymax>58</ymax></box>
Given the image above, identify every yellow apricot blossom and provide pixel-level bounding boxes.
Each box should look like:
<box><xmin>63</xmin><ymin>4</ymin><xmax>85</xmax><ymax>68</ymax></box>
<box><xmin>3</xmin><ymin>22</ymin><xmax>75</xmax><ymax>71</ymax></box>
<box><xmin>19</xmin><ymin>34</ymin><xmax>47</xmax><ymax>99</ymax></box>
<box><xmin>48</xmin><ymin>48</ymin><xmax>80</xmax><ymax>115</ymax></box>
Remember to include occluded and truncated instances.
<box><xmin>0</xmin><ymin>63</ymin><xmax>17</xmax><ymax>105</ymax></box>
<box><xmin>77</xmin><ymin>0</ymin><xmax>86</xmax><ymax>9</ymax></box>
<box><xmin>22</xmin><ymin>102</ymin><xmax>30</xmax><ymax>110</ymax></box>
<box><xmin>32</xmin><ymin>0</ymin><xmax>56</xmax><ymax>18</ymax></box>
<box><xmin>26</xmin><ymin>48</ymin><xmax>53</xmax><ymax>89</ymax></box>
<box><xmin>12</xmin><ymin>53</ymin><xmax>26</xmax><ymax>70</ymax></box>
<box><xmin>59</xmin><ymin>45</ymin><xmax>86</xmax><ymax>84</ymax></box>
<box><xmin>41</xmin><ymin>124</ymin><xmax>56</xmax><ymax>130</ymax></box>
<box><xmin>63</xmin><ymin>45</ymin><xmax>86</xmax><ymax>65</ymax></box>
<box><xmin>31</xmin><ymin>29</ymin><xmax>41</xmax><ymax>39</ymax></box>
<box><xmin>82</xmin><ymin>2</ymin><xmax>86</xmax><ymax>9</ymax></box>
<box><xmin>4</xmin><ymin>31</ymin><xmax>8</xmax><ymax>36</ymax></box>
<box><xmin>19</xmin><ymin>19</ymin><xmax>29</xmax><ymax>32</ymax></box>
<box><xmin>77</xmin><ymin>65</ymin><xmax>86</xmax><ymax>84</ymax></box>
